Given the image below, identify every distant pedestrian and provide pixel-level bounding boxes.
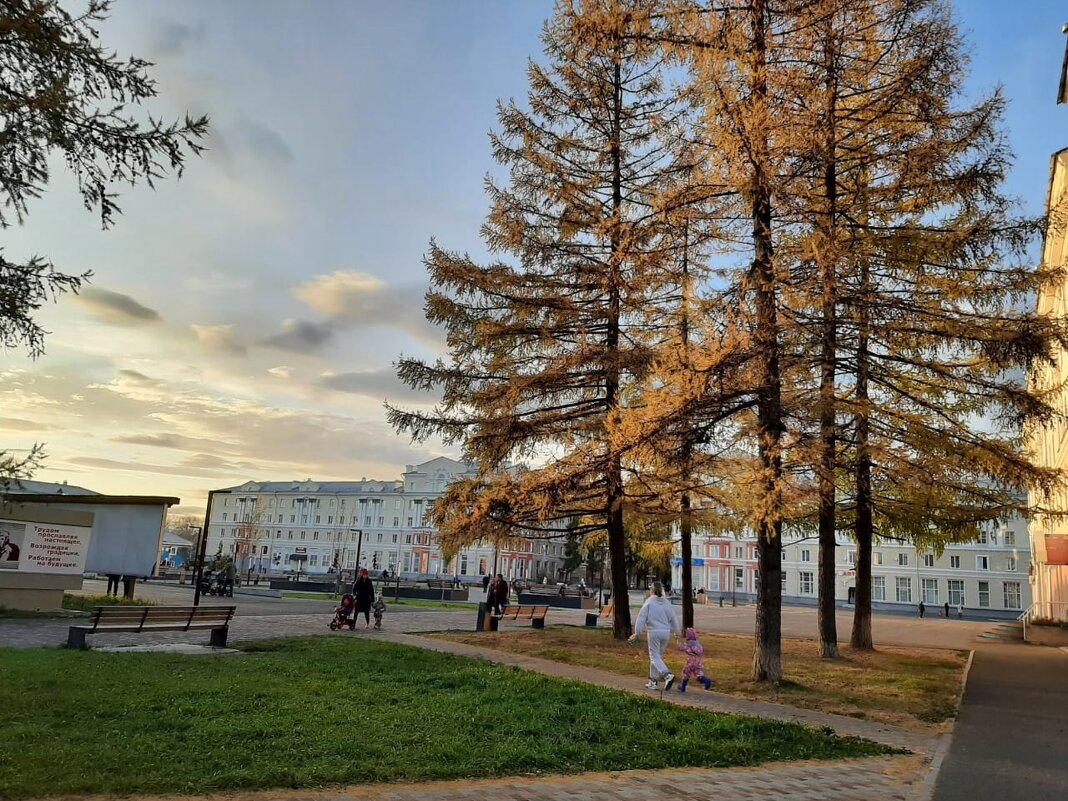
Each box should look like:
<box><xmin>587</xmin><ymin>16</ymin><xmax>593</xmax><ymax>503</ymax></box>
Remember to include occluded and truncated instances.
<box><xmin>482</xmin><ymin>574</ymin><xmax>491</xmax><ymax>592</ymax></box>
<box><xmin>352</xmin><ymin>568</ymin><xmax>375</xmax><ymax>628</ymax></box>
<box><xmin>957</xmin><ymin>602</ymin><xmax>963</xmax><ymax>620</ymax></box>
<box><xmin>490</xmin><ymin>573</ymin><xmax>509</xmax><ymax>616</ymax></box>
<box><xmin>628</xmin><ymin>581</ymin><xmax>680</xmax><ymax>691</ymax></box>
<box><xmin>676</xmin><ymin>627</ymin><xmax>713</xmax><ymax>692</ymax></box>
<box><xmin>944</xmin><ymin>601</ymin><xmax>950</xmax><ymax>618</ymax></box>
<box><xmin>106</xmin><ymin>574</ymin><xmax>121</xmax><ymax>596</ymax></box>
<box><xmin>372</xmin><ymin>595</ymin><xmax>386</xmax><ymax>630</ymax></box>
<box><xmin>919</xmin><ymin>601</ymin><xmax>926</xmax><ymax>618</ymax></box>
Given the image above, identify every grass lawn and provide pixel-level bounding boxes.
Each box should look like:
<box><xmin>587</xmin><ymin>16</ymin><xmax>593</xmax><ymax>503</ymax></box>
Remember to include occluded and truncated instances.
<box><xmin>62</xmin><ymin>593</ymin><xmax>157</xmax><ymax>612</ymax></box>
<box><xmin>0</xmin><ymin>594</ymin><xmax>155</xmax><ymax>618</ymax></box>
<box><xmin>434</xmin><ymin>627</ymin><xmax>966</xmax><ymax>730</ymax></box>
<box><xmin>0</xmin><ymin>637</ymin><xmax>890</xmax><ymax>797</ymax></box>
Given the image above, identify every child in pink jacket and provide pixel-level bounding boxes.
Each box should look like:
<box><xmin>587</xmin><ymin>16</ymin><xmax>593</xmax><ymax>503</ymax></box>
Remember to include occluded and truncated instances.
<box><xmin>677</xmin><ymin>627</ymin><xmax>713</xmax><ymax>692</ymax></box>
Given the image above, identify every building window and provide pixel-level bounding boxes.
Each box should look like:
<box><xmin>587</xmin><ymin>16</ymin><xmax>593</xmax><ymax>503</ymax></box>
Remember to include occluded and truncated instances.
<box><xmin>950</xmin><ymin>555</ymin><xmax>960</xmax><ymax>569</ymax></box>
<box><xmin>781</xmin><ymin>572</ymin><xmax>787</xmax><ymax>591</ymax></box>
<box><xmin>222</xmin><ymin>513</ymin><xmax>228</xmax><ymax>522</ymax></box>
<box><xmin>897</xmin><ymin>553</ymin><xmax>908</xmax><ymax>567</ymax></box>
<box><xmin>478</xmin><ymin>558</ymin><xmax>487</xmax><ymax>575</ymax></box>
<box><xmin>377</xmin><ymin>533</ymin><xmax>383</xmax><ymax>543</ymax></box>
<box><xmin>378</xmin><ymin>516</ymin><xmax>384</xmax><ymax>525</ymax></box>
<box><xmin>801</xmin><ymin>549</ymin><xmax>811</xmax><ymax>563</ymax></box>
<box><xmin>287</xmin><ymin>532</ymin><xmax>293</xmax><ymax>540</ymax></box>
<box><xmin>978</xmin><ymin>529</ymin><xmax>988</xmax><ymax>544</ymax></box>
<box><xmin>300</xmin><ymin>532</ymin><xmax>306</xmax><ymax>540</ymax></box>
<box><xmin>895</xmin><ymin>577</ymin><xmax>912</xmax><ymax>603</ymax></box>
<box><xmin>978</xmin><ymin>581</ymin><xmax>990</xmax><ymax>608</ymax></box>
<box><xmin>310</xmin><ymin>555</ymin><xmax>318</xmax><ymax>566</ymax></box>
<box><xmin>923</xmin><ymin>554</ymin><xmax>935</xmax><ymax>568</ymax></box>
<box><xmin>976</xmin><ymin>556</ymin><xmax>989</xmax><ymax>571</ymax></box>
<box><xmin>847</xmin><ymin>550</ymin><xmax>856</xmax><ymax>566</ymax></box>
<box><xmin>873</xmin><ymin>576</ymin><xmax>886</xmax><ymax>601</ymax></box>
<box><xmin>290</xmin><ymin>515</ymin><xmax>295</xmax><ymax>523</ymax></box>
<box><xmin>460</xmin><ymin>554</ymin><xmax>468</xmax><ymax>575</ymax></box>
<box><xmin>1004</xmin><ymin>530</ymin><xmax>1016</xmax><ymax>546</ymax></box>
<box><xmin>393</xmin><ymin>517</ymin><xmax>399</xmax><ymax>527</ymax></box>
<box><xmin>1006</xmin><ymin>557</ymin><xmax>1017</xmax><ymax>571</ymax></box>
<box><xmin>327</xmin><ymin>516</ymin><xmax>332</xmax><ymax>524</ymax></box>
<box><xmin>799</xmin><ymin>572</ymin><xmax>814</xmax><ymax>595</ymax></box>
<box><xmin>1003</xmin><ymin>581</ymin><xmax>1021</xmax><ymax>610</ymax></box>
<box><xmin>734</xmin><ymin>567</ymin><xmax>744</xmax><ymax>589</ymax></box>
<box><xmin>407</xmin><ymin>517</ymin><xmax>413</xmax><ymax>526</ymax></box>
<box><xmin>874</xmin><ymin>552</ymin><xmax>883</xmax><ymax>566</ymax></box>
<box><xmin>922</xmin><ymin>578</ymin><xmax>938</xmax><ymax>604</ymax></box>
<box><xmin>947</xmin><ymin>579</ymin><xmax>965</xmax><ymax>606</ymax></box>
<box><xmin>315</xmin><ymin>515</ymin><xmax>321</xmax><ymax>524</ymax></box>
<box><xmin>392</xmin><ymin>534</ymin><xmax>398</xmax><ymax>543</ymax></box>
<box><xmin>734</xmin><ymin>546</ymin><xmax>743</xmax><ymax>559</ymax></box>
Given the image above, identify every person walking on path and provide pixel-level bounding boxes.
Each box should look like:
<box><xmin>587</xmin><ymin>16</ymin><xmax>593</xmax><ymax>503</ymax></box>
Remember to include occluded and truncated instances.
<box><xmin>957</xmin><ymin>601</ymin><xmax>963</xmax><ymax>619</ymax></box>
<box><xmin>919</xmin><ymin>601</ymin><xmax>926</xmax><ymax>618</ymax></box>
<box><xmin>944</xmin><ymin>601</ymin><xmax>950</xmax><ymax>618</ymax></box>
<box><xmin>352</xmin><ymin>568</ymin><xmax>375</xmax><ymax>628</ymax></box>
<box><xmin>106</xmin><ymin>573</ymin><xmax>121</xmax><ymax>596</ymax></box>
<box><xmin>371</xmin><ymin>595</ymin><xmax>386</xmax><ymax>630</ymax></box>
<box><xmin>628</xmin><ymin>581</ymin><xmax>680</xmax><ymax>691</ymax></box>
<box><xmin>676</xmin><ymin>627</ymin><xmax>714</xmax><ymax>692</ymax></box>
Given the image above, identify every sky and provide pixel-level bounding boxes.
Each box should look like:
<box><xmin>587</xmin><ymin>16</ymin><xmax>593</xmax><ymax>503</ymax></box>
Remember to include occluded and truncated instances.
<box><xmin>0</xmin><ymin>0</ymin><xmax>1065</xmax><ymax>515</ymax></box>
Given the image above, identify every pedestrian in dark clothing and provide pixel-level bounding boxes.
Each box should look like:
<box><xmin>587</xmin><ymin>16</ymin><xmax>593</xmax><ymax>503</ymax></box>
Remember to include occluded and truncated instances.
<box><xmin>918</xmin><ymin>601</ymin><xmax>926</xmax><ymax>618</ymax></box>
<box><xmin>352</xmin><ymin>568</ymin><xmax>375</xmax><ymax>628</ymax></box>
<box><xmin>944</xmin><ymin>601</ymin><xmax>950</xmax><ymax>618</ymax></box>
<box><xmin>106</xmin><ymin>574</ymin><xmax>121</xmax><ymax>596</ymax></box>
<box><xmin>482</xmin><ymin>574</ymin><xmax>491</xmax><ymax>592</ymax></box>
<box><xmin>491</xmin><ymin>573</ymin><xmax>509</xmax><ymax>616</ymax></box>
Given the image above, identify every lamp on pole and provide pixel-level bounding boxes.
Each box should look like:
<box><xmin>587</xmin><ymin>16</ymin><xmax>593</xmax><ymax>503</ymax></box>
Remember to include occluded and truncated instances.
<box><xmin>193</xmin><ymin>490</ymin><xmax>216</xmax><ymax>607</ymax></box>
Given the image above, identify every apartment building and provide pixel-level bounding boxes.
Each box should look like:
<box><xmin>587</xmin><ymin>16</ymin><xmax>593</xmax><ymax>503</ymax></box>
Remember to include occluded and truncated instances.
<box><xmin>672</xmin><ymin>513</ymin><xmax>1031</xmax><ymax>617</ymax></box>
<box><xmin>203</xmin><ymin>457</ymin><xmax>566</xmax><ymax>581</ymax></box>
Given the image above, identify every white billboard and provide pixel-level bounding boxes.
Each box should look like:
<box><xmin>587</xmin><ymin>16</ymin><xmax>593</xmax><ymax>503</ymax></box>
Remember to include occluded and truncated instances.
<box><xmin>0</xmin><ymin>518</ymin><xmax>92</xmax><ymax>574</ymax></box>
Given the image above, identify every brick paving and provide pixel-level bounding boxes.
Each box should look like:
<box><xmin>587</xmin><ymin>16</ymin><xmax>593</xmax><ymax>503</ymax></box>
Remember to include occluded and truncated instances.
<box><xmin>1</xmin><ymin>603</ymin><xmax>946</xmax><ymax>799</ymax></box>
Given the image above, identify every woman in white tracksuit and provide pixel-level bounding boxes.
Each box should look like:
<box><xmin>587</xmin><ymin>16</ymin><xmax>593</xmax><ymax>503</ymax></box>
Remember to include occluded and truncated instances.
<box><xmin>628</xmin><ymin>581</ymin><xmax>681</xmax><ymax>690</ymax></box>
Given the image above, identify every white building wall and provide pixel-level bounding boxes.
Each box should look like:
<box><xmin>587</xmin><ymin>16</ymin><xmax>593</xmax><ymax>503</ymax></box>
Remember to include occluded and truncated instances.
<box><xmin>203</xmin><ymin>457</ymin><xmax>566</xmax><ymax>581</ymax></box>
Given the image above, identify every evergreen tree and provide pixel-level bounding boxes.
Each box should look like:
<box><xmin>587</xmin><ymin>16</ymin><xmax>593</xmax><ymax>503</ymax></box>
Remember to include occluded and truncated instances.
<box><xmin>390</xmin><ymin>0</ymin><xmax>690</xmax><ymax>639</ymax></box>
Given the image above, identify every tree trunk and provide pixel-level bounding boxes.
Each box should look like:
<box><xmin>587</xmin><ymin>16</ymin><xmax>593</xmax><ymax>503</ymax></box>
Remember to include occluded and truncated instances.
<box><xmin>851</xmin><ymin>257</ymin><xmax>874</xmax><ymax>649</ymax></box>
<box><xmin>606</xmin><ymin>55</ymin><xmax>632</xmax><ymax>639</ymax></box>
<box><xmin>681</xmin><ymin>490</ymin><xmax>694</xmax><ymax>629</ymax></box>
<box><xmin>817</xmin><ymin>11</ymin><xmax>839</xmax><ymax>660</ymax></box>
<box><xmin>749</xmin><ymin>0</ymin><xmax>783</xmax><ymax>684</ymax></box>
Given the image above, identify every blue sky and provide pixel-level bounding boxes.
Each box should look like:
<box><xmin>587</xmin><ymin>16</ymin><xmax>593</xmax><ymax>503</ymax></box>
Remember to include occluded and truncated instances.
<box><xmin>0</xmin><ymin>1</ymin><xmax>1064</xmax><ymax>513</ymax></box>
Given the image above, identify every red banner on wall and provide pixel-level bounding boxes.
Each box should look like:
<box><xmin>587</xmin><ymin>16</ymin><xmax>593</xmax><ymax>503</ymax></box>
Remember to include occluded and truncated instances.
<box><xmin>1045</xmin><ymin>536</ymin><xmax>1068</xmax><ymax>566</ymax></box>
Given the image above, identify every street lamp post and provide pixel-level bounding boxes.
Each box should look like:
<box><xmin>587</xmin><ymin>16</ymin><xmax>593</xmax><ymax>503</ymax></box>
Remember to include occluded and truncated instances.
<box><xmin>193</xmin><ymin>491</ymin><xmax>216</xmax><ymax>607</ymax></box>
<box><xmin>351</xmin><ymin>529</ymin><xmax>364</xmax><ymax>574</ymax></box>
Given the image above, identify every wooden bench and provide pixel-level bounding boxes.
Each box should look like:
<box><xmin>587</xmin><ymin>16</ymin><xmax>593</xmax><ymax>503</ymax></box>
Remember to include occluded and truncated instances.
<box><xmin>499</xmin><ymin>604</ymin><xmax>549</xmax><ymax>629</ymax></box>
<box><xmin>67</xmin><ymin>605</ymin><xmax>236</xmax><ymax>650</ymax></box>
<box><xmin>426</xmin><ymin>579</ymin><xmax>455</xmax><ymax>589</ymax></box>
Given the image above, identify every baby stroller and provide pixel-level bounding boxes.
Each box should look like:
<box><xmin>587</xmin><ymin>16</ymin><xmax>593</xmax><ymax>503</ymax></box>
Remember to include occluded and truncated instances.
<box><xmin>329</xmin><ymin>593</ymin><xmax>357</xmax><ymax>630</ymax></box>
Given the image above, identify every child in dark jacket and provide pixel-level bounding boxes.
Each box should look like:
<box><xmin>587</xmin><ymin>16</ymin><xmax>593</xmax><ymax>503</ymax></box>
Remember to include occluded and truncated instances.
<box><xmin>372</xmin><ymin>596</ymin><xmax>386</xmax><ymax>630</ymax></box>
<box><xmin>677</xmin><ymin>627</ymin><xmax>713</xmax><ymax>692</ymax></box>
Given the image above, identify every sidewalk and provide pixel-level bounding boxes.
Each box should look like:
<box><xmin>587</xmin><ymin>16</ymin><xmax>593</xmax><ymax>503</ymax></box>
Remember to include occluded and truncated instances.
<box><xmin>932</xmin><ymin>643</ymin><xmax>1068</xmax><ymax>801</ymax></box>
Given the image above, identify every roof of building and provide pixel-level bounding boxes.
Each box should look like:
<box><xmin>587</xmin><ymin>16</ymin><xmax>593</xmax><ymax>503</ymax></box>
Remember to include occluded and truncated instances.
<box><xmin>1</xmin><ymin>479</ymin><xmax>178</xmax><ymax>507</ymax></box>
<box><xmin>216</xmin><ymin>457</ymin><xmax>477</xmax><ymax>494</ymax></box>
<box><xmin>162</xmin><ymin>531</ymin><xmax>195</xmax><ymax>546</ymax></box>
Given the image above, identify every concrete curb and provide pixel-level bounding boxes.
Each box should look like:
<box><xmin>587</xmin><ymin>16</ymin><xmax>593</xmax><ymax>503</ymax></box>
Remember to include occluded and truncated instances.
<box><xmin>906</xmin><ymin>648</ymin><xmax>973</xmax><ymax>801</ymax></box>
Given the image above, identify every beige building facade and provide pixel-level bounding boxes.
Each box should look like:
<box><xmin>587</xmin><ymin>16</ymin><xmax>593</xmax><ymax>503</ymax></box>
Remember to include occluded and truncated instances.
<box><xmin>1029</xmin><ymin>145</ymin><xmax>1068</xmax><ymax>621</ymax></box>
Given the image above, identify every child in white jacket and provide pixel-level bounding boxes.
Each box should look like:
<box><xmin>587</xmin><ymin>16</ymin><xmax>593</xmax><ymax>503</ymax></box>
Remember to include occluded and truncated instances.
<box><xmin>628</xmin><ymin>581</ymin><xmax>681</xmax><ymax>690</ymax></box>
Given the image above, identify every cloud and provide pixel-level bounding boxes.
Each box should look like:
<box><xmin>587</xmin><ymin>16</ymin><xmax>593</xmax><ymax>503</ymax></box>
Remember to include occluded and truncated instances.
<box><xmin>116</xmin><ymin>369</ymin><xmax>159</xmax><ymax>386</ymax></box>
<box><xmin>294</xmin><ymin>270</ymin><xmax>444</xmax><ymax>349</ymax></box>
<box><xmin>192</xmin><ymin>323</ymin><xmax>247</xmax><ymax>356</ymax></box>
<box><xmin>318</xmin><ymin>368</ymin><xmax>436</xmax><ymax>403</ymax></box>
<box><xmin>110</xmin><ymin>433</ymin><xmax>239</xmax><ymax>453</ymax></box>
<box><xmin>259</xmin><ymin>319</ymin><xmax>335</xmax><ymax>353</ymax></box>
<box><xmin>0</xmin><ymin>417</ymin><xmax>50</xmax><ymax>432</ymax></box>
<box><xmin>68</xmin><ymin>455</ymin><xmax>235</xmax><ymax>480</ymax></box>
<box><xmin>268</xmin><ymin>366</ymin><xmax>293</xmax><ymax>379</ymax></box>
<box><xmin>77</xmin><ymin>288</ymin><xmax>162</xmax><ymax>326</ymax></box>
<box><xmin>151</xmin><ymin>20</ymin><xmax>206</xmax><ymax>57</ymax></box>
<box><xmin>238</xmin><ymin>119</ymin><xmax>294</xmax><ymax>164</ymax></box>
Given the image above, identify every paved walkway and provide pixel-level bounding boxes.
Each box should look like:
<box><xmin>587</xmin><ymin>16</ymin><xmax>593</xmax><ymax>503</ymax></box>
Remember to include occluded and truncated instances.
<box><xmin>932</xmin><ymin>643</ymin><xmax>1068</xmax><ymax>801</ymax></box>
